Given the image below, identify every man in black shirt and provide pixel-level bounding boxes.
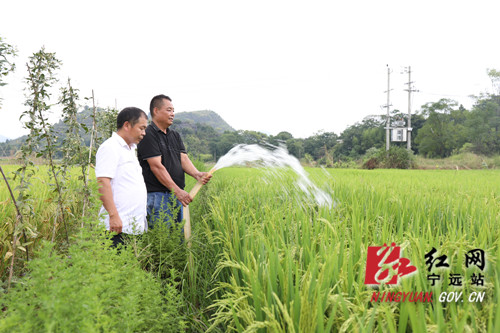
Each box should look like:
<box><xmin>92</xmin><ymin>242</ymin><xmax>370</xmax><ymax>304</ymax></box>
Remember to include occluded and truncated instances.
<box><xmin>137</xmin><ymin>94</ymin><xmax>211</xmax><ymax>228</ymax></box>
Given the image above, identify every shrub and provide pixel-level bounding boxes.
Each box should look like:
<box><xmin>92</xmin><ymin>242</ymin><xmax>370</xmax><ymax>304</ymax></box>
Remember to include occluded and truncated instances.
<box><xmin>362</xmin><ymin>147</ymin><xmax>415</xmax><ymax>169</ymax></box>
<box><xmin>381</xmin><ymin>146</ymin><xmax>415</xmax><ymax>169</ymax></box>
<box><xmin>459</xmin><ymin>142</ymin><xmax>474</xmax><ymax>154</ymax></box>
<box><xmin>0</xmin><ymin>229</ymin><xmax>185</xmax><ymax>332</ymax></box>
<box><xmin>362</xmin><ymin>157</ymin><xmax>379</xmax><ymax>169</ymax></box>
<box><xmin>301</xmin><ymin>153</ymin><xmax>315</xmax><ymax>166</ymax></box>
<box><xmin>138</xmin><ymin>205</ymin><xmax>188</xmax><ymax>282</ymax></box>
<box><xmin>198</xmin><ymin>153</ymin><xmax>213</xmax><ymax>163</ymax></box>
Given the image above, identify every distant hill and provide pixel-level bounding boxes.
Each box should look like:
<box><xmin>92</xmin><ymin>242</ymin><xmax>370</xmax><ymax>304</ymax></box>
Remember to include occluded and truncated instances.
<box><xmin>173</xmin><ymin>110</ymin><xmax>234</xmax><ymax>134</ymax></box>
<box><xmin>0</xmin><ymin>135</ymin><xmax>9</xmax><ymax>143</ymax></box>
<box><xmin>0</xmin><ymin>108</ymin><xmax>234</xmax><ymax>157</ymax></box>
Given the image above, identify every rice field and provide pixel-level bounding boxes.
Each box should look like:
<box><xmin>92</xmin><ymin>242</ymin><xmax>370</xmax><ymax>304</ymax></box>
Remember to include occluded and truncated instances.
<box><xmin>1</xmin><ymin>166</ymin><xmax>499</xmax><ymax>332</ymax></box>
<box><xmin>191</xmin><ymin>167</ymin><xmax>499</xmax><ymax>332</ymax></box>
<box><xmin>0</xmin><ymin>165</ymin><xmax>95</xmax><ymax>278</ymax></box>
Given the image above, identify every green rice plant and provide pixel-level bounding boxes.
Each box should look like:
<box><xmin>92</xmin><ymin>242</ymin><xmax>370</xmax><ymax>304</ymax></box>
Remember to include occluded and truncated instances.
<box><xmin>0</xmin><ymin>165</ymin><xmax>99</xmax><ymax>283</ymax></box>
<box><xmin>0</xmin><ymin>165</ymin><xmax>25</xmax><ymax>290</ymax></box>
<box><xmin>189</xmin><ymin>168</ymin><xmax>499</xmax><ymax>332</ymax></box>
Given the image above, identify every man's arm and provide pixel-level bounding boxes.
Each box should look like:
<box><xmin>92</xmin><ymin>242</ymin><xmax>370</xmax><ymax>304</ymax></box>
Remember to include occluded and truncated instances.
<box><xmin>181</xmin><ymin>153</ymin><xmax>212</xmax><ymax>185</ymax></box>
<box><xmin>146</xmin><ymin>156</ymin><xmax>192</xmax><ymax>206</ymax></box>
<box><xmin>97</xmin><ymin>177</ymin><xmax>123</xmax><ymax>233</ymax></box>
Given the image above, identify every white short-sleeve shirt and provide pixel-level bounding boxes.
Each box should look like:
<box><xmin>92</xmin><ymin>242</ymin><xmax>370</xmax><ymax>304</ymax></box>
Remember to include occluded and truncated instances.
<box><xmin>96</xmin><ymin>132</ymin><xmax>147</xmax><ymax>235</ymax></box>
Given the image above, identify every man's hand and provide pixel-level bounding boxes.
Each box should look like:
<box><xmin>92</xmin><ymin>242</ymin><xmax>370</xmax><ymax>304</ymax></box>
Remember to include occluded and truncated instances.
<box><xmin>109</xmin><ymin>214</ymin><xmax>123</xmax><ymax>234</ymax></box>
<box><xmin>181</xmin><ymin>154</ymin><xmax>213</xmax><ymax>186</ymax></box>
<box><xmin>195</xmin><ymin>171</ymin><xmax>212</xmax><ymax>185</ymax></box>
<box><xmin>175</xmin><ymin>188</ymin><xmax>193</xmax><ymax>207</ymax></box>
<box><xmin>97</xmin><ymin>177</ymin><xmax>123</xmax><ymax>234</ymax></box>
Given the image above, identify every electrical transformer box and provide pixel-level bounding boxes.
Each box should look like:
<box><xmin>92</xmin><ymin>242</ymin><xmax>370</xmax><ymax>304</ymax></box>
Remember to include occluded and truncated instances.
<box><xmin>391</xmin><ymin>128</ymin><xmax>407</xmax><ymax>142</ymax></box>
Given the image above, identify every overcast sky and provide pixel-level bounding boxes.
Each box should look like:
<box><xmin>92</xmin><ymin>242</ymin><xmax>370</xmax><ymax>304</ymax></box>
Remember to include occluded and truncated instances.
<box><xmin>1</xmin><ymin>0</ymin><xmax>499</xmax><ymax>140</ymax></box>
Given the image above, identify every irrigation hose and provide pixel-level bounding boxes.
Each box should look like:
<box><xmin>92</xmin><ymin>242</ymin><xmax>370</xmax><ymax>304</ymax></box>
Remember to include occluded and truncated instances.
<box><xmin>183</xmin><ymin>167</ymin><xmax>216</xmax><ymax>243</ymax></box>
<box><xmin>183</xmin><ymin>167</ymin><xmax>216</xmax><ymax>283</ymax></box>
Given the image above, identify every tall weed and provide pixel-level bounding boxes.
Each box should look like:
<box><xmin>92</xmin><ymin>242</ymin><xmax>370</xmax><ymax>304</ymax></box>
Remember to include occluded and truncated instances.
<box><xmin>0</xmin><ymin>227</ymin><xmax>185</xmax><ymax>332</ymax></box>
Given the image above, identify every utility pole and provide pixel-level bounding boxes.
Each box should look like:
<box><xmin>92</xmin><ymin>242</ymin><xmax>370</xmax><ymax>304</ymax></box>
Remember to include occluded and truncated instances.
<box><xmin>403</xmin><ymin>66</ymin><xmax>418</xmax><ymax>150</ymax></box>
<box><xmin>384</xmin><ymin>65</ymin><xmax>393</xmax><ymax>151</ymax></box>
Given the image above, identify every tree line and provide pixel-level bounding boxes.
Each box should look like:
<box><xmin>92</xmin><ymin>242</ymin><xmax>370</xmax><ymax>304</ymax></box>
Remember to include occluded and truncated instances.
<box><xmin>3</xmin><ymin>94</ymin><xmax>500</xmax><ymax>166</ymax></box>
<box><xmin>176</xmin><ymin>95</ymin><xmax>500</xmax><ymax>165</ymax></box>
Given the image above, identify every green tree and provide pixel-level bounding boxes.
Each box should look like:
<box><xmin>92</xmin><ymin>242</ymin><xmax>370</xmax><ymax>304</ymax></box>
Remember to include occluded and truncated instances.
<box><xmin>95</xmin><ymin>107</ymin><xmax>119</xmax><ymax>148</ymax></box>
<box><xmin>336</xmin><ymin>116</ymin><xmax>384</xmax><ymax>158</ymax></box>
<box><xmin>0</xmin><ymin>37</ymin><xmax>16</xmax><ymax>84</ymax></box>
<box><xmin>466</xmin><ymin>96</ymin><xmax>500</xmax><ymax>155</ymax></box>
<box><xmin>487</xmin><ymin>68</ymin><xmax>500</xmax><ymax>95</ymax></box>
<box><xmin>275</xmin><ymin>131</ymin><xmax>293</xmax><ymax>141</ymax></box>
<box><xmin>173</xmin><ymin>120</ymin><xmax>220</xmax><ymax>158</ymax></box>
<box><xmin>285</xmin><ymin>138</ymin><xmax>304</xmax><ymax>159</ymax></box>
<box><xmin>410</xmin><ymin>113</ymin><xmax>426</xmax><ymax>138</ymax></box>
<box><xmin>239</xmin><ymin>130</ymin><xmax>269</xmax><ymax>144</ymax></box>
<box><xmin>303</xmin><ymin>130</ymin><xmax>338</xmax><ymax>161</ymax></box>
<box><xmin>414</xmin><ymin>99</ymin><xmax>463</xmax><ymax>157</ymax></box>
<box><xmin>216</xmin><ymin>131</ymin><xmax>243</xmax><ymax>157</ymax></box>
<box><xmin>270</xmin><ymin>131</ymin><xmax>293</xmax><ymax>146</ymax></box>
<box><xmin>0</xmin><ymin>36</ymin><xmax>17</xmax><ymax>106</ymax></box>
<box><xmin>23</xmin><ymin>47</ymin><xmax>69</xmax><ymax>242</ymax></box>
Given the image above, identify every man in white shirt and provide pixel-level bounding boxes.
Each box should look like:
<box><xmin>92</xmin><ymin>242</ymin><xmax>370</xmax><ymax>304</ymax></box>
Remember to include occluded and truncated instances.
<box><xmin>95</xmin><ymin>107</ymin><xmax>148</xmax><ymax>247</ymax></box>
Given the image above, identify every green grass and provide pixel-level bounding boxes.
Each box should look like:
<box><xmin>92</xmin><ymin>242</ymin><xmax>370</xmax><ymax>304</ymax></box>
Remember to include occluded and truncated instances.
<box><xmin>415</xmin><ymin>153</ymin><xmax>500</xmax><ymax>170</ymax></box>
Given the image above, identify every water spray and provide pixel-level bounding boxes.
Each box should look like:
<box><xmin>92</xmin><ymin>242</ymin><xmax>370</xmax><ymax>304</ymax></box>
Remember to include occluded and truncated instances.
<box><xmin>183</xmin><ymin>143</ymin><xmax>334</xmax><ymax>241</ymax></box>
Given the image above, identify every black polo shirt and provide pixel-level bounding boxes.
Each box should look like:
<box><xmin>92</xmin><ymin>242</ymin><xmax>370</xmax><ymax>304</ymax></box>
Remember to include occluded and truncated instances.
<box><xmin>137</xmin><ymin>121</ymin><xmax>187</xmax><ymax>192</ymax></box>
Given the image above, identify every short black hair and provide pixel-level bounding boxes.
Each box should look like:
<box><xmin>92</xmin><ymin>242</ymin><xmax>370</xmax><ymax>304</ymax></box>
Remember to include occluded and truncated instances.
<box><xmin>150</xmin><ymin>94</ymin><xmax>172</xmax><ymax>118</ymax></box>
<box><xmin>117</xmin><ymin>107</ymin><xmax>147</xmax><ymax>130</ymax></box>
